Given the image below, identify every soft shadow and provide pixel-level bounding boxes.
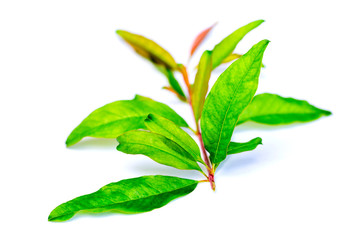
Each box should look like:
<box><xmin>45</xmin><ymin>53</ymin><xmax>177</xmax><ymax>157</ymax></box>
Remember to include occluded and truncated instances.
<box><xmin>234</xmin><ymin>121</ymin><xmax>308</xmax><ymax>133</ymax></box>
<box><xmin>61</xmin><ymin>210</ymin><xmax>136</xmax><ymax>222</ymax></box>
<box><xmin>128</xmin><ymin>160</ymin><xmax>203</xmax><ymax>180</ymax></box>
<box><xmin>216</xmin><ymin>156</ymin><xmax>258</xmax><ymax>176</ymax></box>
<box><xmin>216</xmin><ymin>143</ymin><xmax>279</xmax><ymax>176</ymax></box>
<box><xmin>67</xmin><ymin>138</ymin><xmax>118</xmax><ymax>150</ymax></box>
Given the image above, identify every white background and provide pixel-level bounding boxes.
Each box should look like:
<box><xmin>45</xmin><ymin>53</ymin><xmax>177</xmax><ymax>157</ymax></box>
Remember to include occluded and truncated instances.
<box><xmin>1</xmin><ymin>0</ymin><xmax>359</xmax><ymax>239</ymax></box>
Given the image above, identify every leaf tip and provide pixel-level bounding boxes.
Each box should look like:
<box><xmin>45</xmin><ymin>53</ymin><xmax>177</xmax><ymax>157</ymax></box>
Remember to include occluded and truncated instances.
<box><xmin>65</xmin><ymin>137</ymin><xmax>75</xmax><ymax>147</ymax></box>
<box><xmin>133</xmin><ymin>94</ymin><xmax>143</xmax><ymax>101</ymax></box>
<box><xmin>253</xmin><ymin>19</ymin><xmax>265</xmax><ymax>26</ymax></box>
<box><xmin>115</xmin><ymin>29</ymin><xmax>123</xmax><ymax>36</ymax></box>
<box><xmin>258</xmin><ymin>39</ymin><xmax>271</xmax><ymax>49</ymax></box>
<box><xmin>48</xmin><ymin>211</ymin><xmax>74</xmax><ymax>222</ymax></box>
<box><xmin>47</xmin><ymin>209</ymin><xmax>59</xmax><ymax>222</ymax></box>
<box><xmin>48</xmin><ymin>214</ymin><xmax>57</xmax><ymax>222</ymax></box>
<box><xmin>323</xmin><ymin>110</ymin><xmax>332</xmax><ymax>116</ymax></box>
<box><xmin>190</xmin><ymin>23</ymin><xmax>217</xmax><ymax>57</ymax></box>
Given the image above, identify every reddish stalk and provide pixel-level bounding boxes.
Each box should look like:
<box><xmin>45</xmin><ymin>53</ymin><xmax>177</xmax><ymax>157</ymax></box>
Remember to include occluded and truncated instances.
<box><xmin>179</xmin><ymin>65</ymin><xmax>215</xmax><ymax>190</ymax></box>
<box><xmin>195</xmin><ymin>120</ymin><xmax>215</xmax><ymax>190</ymax></box>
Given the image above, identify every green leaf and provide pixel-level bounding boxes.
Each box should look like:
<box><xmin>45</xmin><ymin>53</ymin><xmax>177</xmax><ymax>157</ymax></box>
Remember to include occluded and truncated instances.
<box><xmin>66</xmin><ymin>95</ymin><xmax>188</xmax><ymax>147</ymax></box>
<box><xmin>211</xmin><ymin>20</ymin><xmax>264</xmax><ymax>69</ymax></box>
<box><xmin>227</xmin><ymin>137</ymin><xmax>262</xmax><ymax>155</ymax></box>
<box><xmin>164</xmin><ymin>68</ymin><xmax>186</xmax><ymax>98</ymax></box>
<box><xmin>117</xmin><ymin>130</ymin><xmax>202</xmax><ymax>171</ymax></box>
<box><xmin>116</xmin><ymin>30</ymin><xmax>178</xmax><ymax>70</ymax></box>
<box><xmin>144</xmin><ymin>114</ymin><xmax>203</xmax><ymax>164</ymax></box>
<box><xmin>156</xmin><ymin>65</ymin><xmax>186</xmax><ymax>100</ymax></box>
<box><xmin>201</xmin><ymin>40</ymin><xmax>270</xmax><ymax>164</ymax></box>
<box><xmin>222</xmin><ymin>53</ymin><xmax>244</xmax><ymax>63</ymax></box>
<box><xmin>48</xmin><ymin>175</ymin><xmax>198</xmax><ymax>222</ymax></box>
<box><xmin>221</xmin><ymin>53</ymin><xmax>265</xmax><ymax>67</ymax></box>
<box><xmin>116</xmin><ymin>30</ymin><xmax>185</xmax><ymax>100</ymax></box>
<box><xmin>237</xmin><ymin>93</ymin><xmax>332</xmax><ymax>125</ymax></box>
<box><xmin>192</xmin><ymin>50</ymin><xmax>212</xmax><ymax>122</ymax></box>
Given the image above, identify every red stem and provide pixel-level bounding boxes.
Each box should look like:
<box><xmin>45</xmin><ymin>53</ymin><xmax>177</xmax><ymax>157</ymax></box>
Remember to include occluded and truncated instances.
<box><xmin>179</xmin><ymin>65</ymin><xmax>215</xmax><ymax>190</ymax></box>
<box><xmin>196</xmin><ymin>121</ymin><xmax>215</xmax><ymax>190</ymax></box>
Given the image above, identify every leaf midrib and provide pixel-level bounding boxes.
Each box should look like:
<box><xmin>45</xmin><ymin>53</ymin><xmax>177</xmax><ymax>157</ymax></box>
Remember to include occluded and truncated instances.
<box><xmin>51</xmin><ymin>181</ymin><xmax>197</xmax><ymax>220</ymax></box>
<box><xmin>81</xmin><ymin>115</ymin><xmax>146</xmax><ymax>135</ymax></box>
<box><xmin>212</xmin><ymin>57</ymin><xmax>258</xmax><ymax>162</ymax></box>
<box><xmin>155</xmin><ymin>124</ymin><xmax>200</xmax><ymax>160</ymax></box>
<box><xmin>240</xmin><ymin>112</ymin><xmax>327</xmax><ymax>121</ymax></box>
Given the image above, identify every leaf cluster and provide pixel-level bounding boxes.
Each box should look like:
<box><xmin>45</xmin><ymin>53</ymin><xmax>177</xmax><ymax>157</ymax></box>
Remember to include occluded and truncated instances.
<box><xmin>49</xmin><ymin>20</ymin><xmax>331</xmax><ymax>221</ymax></box>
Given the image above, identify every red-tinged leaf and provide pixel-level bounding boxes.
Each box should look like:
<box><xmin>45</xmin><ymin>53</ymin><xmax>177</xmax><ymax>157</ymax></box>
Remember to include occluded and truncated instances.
<box><xmin>116</xmin><ymin>30</ymin><xmax>178</xmax><ymax>70</ymax></box>
<box><xmin>190</xmin><ymin>23</ymin><xmax>217</xmax><ymax>57</ymax></box>
<box><xmin>162</xmin><ymin>86</ymin><xmax>187</xmax><ymax>102</ymax></box>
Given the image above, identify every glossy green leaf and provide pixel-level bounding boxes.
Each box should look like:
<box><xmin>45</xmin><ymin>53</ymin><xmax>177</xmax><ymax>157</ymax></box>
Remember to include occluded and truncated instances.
<box><xmin>237</xmin><ymin>93</ymin><xmax>332</xmax><ymax>125</ymax></box>
<box><xmin>211</xmin><ymin>20</ymin><xmax>264</xmax><ymax>69</ymax></box>
<box><xmin>48</xmin><ymin>175</ymin><xmax>198</xmax><ymax>222</ymax></box>
<box><xmin>116</xmin><ymin>30</ymin><xmax>178</xmax><ymax>70</ymax></box>
<box><xmin>227</xmin><ymin>137</ymin><xmax>262</xmax><ymax>155</ymax></box>
<box><xmin>117</xmin><ymin>130</ymin><xmax>202</xmax><ymax>171</ymax></box>
<box><xmin>144</xmin><ymin>114</ymin><xmax>203</xmax><ymax>164</ymax></box>
<box><xmin>66</xmin><ymin>95</ymin><xmax>188</xmax><ymax>147</ymax></box>
<box><xmin>192</xmin><ymin>50</ymin><xmax>212</xmax><ymax>122</ymax></box>
<box><xmin>201</xmin><ymin>40</ymin><xmax>270</xmax><ymax>164</ymax></box>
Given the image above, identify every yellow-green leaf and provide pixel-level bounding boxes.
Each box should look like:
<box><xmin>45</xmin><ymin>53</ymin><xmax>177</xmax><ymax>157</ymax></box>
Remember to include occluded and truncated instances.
<box><xmin>116</xmin><ymin>30</ymin><xmax>178</xmax><ymax>70</ymax></box>
<box><xmin>192</xmin><ymin>50</ymin><xmax>212</xmax><ymax>122</ymax></box>
<box><xmin>221</xmin><ymin>53</ymin><xmax>265</xmax><ymax>68</ymax></box>
<box><xmin>222</xmin><ymin>53</ymin><xmax>243</xmax><ymax>63</ymax></box>
<box><xmin>211</xmin><ymin>20</ymin><xmax>264</xmax><ymax>69</ymax></box>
